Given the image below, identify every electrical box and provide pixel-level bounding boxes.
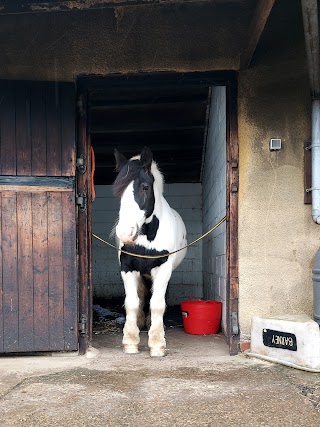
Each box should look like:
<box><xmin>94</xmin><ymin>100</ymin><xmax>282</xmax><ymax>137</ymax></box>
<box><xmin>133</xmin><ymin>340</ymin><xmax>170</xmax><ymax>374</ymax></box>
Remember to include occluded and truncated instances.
<box><xmin>270</xmin><ymin>138</ymin><xmax>282</xmax><ymax>151</ymax></box>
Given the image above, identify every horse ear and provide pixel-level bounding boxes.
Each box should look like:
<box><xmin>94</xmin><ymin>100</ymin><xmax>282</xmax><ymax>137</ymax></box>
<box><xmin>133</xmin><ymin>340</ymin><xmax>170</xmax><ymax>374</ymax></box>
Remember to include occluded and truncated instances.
<box><xmin>140</xmin><ymin>146</ymin><xmax>153</xmax><ymax>170</ymax></box>
<box><xmin>114</xmin><ymin>149</ymin><xmax>128</xmax><ymax>171</ymax></box>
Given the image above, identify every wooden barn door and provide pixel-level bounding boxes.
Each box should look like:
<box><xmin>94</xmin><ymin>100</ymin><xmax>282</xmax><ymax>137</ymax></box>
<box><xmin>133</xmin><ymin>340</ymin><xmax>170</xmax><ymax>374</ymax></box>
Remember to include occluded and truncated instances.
<box><xmin>0</xmin><ymin>81</ymin><xmax>78</xmax><ymax>353</ymax></box>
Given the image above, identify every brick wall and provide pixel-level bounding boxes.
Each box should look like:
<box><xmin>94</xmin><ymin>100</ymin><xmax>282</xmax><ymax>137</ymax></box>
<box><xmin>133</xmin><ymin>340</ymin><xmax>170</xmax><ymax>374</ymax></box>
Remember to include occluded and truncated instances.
<box><xmin>92</xmin><ymin>185</ymin><xmax>121</xmax><ymax>299</ymax></box>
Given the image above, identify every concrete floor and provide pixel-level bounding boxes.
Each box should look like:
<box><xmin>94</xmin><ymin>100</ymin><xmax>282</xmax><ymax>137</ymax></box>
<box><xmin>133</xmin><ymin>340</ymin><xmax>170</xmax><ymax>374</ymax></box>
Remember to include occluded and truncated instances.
<box><xmin>1</xmin><ymin>328</ymin><xmax>320</xmax><ymax>426</ymax></box>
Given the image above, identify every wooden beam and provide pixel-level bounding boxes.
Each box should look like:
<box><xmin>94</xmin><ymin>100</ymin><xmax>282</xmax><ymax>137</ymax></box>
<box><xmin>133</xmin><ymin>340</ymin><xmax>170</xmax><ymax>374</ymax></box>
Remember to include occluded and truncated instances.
<box><xmin>240</xmin><ymin>0</ymin><xmax>276</xmax><ymax>70</ymax></box>
<box><xmin>0</xmin><ymin>0</ymin><xmax>215</xmax><ymax>16</ymax></box>
<box><xmin>0</xmin><ymin>176</ymin><xmax>74</xmax><ymax>192</ymax></box>
<box><xmin>76</xmin><ymin>90</ymin><xmax>91</xmax><ymax>355</ymax></box>
<box><xmin>91</xmin><ymin>125</ymin><xmax>205</xmax><ymax>134</ymax></box>
<box><xmin>91</xmin><ymin>100</ymin><xmax>208</xmax><ymax>111</ymax></box>
<box><xmin>226</xmin><ymin>74</ymin><xmax>240</xmax><ymax>355</ymax></box>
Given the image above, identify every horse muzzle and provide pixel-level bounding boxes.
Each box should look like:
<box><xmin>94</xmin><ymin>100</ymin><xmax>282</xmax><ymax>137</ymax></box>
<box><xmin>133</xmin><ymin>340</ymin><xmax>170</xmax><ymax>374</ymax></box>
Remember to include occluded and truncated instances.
<box><xmin>116</xmin><ymin>224</ymin><xmax>139</xmax><ymax>245</ymax></box>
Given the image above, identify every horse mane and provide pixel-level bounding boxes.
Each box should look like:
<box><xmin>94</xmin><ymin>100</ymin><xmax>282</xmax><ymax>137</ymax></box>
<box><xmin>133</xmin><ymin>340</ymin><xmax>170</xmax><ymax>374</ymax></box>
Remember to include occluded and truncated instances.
<box><xmin>113</xmin><ymin>154</ymin><xmax>164</xmax><ymax>198</ymax></box>
<box><xmin>151</xmin><ymin>160</ymin><xmax>164</xmax><ymax>195</ymax></box>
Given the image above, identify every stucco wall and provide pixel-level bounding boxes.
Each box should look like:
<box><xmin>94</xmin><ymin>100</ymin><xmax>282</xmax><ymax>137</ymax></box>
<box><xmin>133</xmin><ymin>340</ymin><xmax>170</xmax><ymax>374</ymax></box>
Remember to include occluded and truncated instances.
<box><xmin>238</xmin><ymin>33</ymin><xmax>320</xmax><ymax>338</ymax></box>
<box><xmin>0</xmin><ymin>1</ymin><xmax>252</xmax><ymax>81</ymax></box>
<box><xmin>202</xmin><ymin>86</ymin><xmax>227</xmax><ymax>331</ymax></box>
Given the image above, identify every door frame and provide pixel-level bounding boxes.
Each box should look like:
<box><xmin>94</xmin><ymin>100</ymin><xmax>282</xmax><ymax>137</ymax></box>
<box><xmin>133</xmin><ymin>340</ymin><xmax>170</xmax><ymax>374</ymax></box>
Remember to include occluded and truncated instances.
<box><xmin>76</xmin><ymin>88</ymin><xmax>93</xmax><ymax>354</ymax></box>
<box><xmin>76</xmin><ymin>71</ymin><xmax>239</xmax><ymax>355</ymax></box>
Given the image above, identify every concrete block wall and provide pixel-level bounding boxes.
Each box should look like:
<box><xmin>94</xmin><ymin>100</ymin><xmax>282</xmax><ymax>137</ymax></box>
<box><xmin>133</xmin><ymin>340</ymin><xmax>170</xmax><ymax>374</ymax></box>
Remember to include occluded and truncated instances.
<box><xmin>202</xmin><ymin>86</ymin><xmax>227</xmax><ymax>331</ymax></box>
<box><xmin>92</xmin><ymin>185</ymin><xmax>122</xmax><ymax>299</ymax></box>
<box><xmin>92</xmin><ymin>183</ymin><xmax>203</xmax><ymax>305</ymax></box>
<box><xmin>164</xmin><ymin>183</ymin><xmax>203</xmax><ymax>305</ymax></box>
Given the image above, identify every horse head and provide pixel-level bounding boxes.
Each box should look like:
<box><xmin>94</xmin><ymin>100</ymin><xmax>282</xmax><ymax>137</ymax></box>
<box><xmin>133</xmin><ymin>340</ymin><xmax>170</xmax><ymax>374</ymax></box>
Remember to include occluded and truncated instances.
<box><xmin>113</xmin><ymin>147</ymin><xmax>156</xmax><ymax>245</ymax></box>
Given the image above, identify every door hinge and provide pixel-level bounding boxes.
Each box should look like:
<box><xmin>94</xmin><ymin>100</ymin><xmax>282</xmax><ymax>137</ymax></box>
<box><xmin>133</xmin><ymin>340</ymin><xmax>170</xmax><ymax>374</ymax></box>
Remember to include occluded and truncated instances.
<box><xmin>231</xmin><ymin>184</ymin><xmax>238</xmax><ymax>193</ymax></box>
<box><xmin>76</xmin><ymin>154</ymin><xmax>87</xmax><ymax>174</ymax></box>
<box><xmin>76</xmin><ymin>193</ymin><xmax>87</xmax><ymax>212</ymax></box>
<box><xmin>231</xmin><ymin>311</ymin><xmax>239</xmax><ymax>335</ymax></box>
<box><xmin>231</xmin><ymin>160</ymin><xmax>238</xmax><ymax>169</ymax></box>
<box><xmin>79</xmin><ymin>314</ymin><xmax>88</xmax><ymax>335</ymax></box>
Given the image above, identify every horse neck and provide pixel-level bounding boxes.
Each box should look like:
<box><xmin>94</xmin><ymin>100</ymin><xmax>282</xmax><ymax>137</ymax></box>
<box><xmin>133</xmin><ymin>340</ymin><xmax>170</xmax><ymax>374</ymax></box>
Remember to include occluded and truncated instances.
<box><xmin>152</xmin><ymin>184</ymin><xmax>170</xmax><ymax>220</ymax></box>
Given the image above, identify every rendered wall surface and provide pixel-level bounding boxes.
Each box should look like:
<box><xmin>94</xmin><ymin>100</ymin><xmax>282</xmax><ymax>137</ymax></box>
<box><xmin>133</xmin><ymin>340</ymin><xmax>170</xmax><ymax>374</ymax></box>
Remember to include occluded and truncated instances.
<box><xmin>92</xmin><ymin>183</ymin><xmax>203</xmax><ymax>305</ymax></box>
<box><xmin>0</xmin><ymin>2</ymin><xmax>252</xmax><ymax>81</ymax></box>
<box><xmin>238</xmin><ymin>25</ymin><xmax>320</xmax><ymax>338</ymax></box>
<box><xmin>202</xmin><ymin>86</ymin><xmax>227</xmax><ymax>332</ymax></box>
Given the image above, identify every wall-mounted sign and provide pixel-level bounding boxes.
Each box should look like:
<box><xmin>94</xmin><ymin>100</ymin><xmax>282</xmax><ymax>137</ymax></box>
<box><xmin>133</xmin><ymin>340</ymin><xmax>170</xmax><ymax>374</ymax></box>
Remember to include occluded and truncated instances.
<box><xmin>263</xmin><ymin>329</ymin><xmax>297</xmax><ymax>351</ymax></box>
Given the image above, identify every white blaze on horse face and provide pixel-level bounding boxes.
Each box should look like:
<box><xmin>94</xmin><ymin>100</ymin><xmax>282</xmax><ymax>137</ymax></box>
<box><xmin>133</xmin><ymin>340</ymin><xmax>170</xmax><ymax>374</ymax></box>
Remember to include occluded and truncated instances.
<box><xmin>116</xmin><ymin>181</ymin><xmax>146</xmax><ymax>244</ymax></box>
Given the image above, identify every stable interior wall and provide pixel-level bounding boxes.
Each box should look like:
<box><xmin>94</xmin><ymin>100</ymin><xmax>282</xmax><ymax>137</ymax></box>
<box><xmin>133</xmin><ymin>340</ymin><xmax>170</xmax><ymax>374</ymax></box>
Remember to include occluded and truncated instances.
<box><xmin>202</xmin><ymin>86</ymin><xmax>227</xmax><ymax>332</ymax></box>
<box><xmin>92</xmin><ymin>183</ymin><xmax>203</xmax><ymax>305</ymax></box>
<box><xmin>92</xmin><ymin>88</ymin><xmax>227</xmax><ymax>312</ymax></box>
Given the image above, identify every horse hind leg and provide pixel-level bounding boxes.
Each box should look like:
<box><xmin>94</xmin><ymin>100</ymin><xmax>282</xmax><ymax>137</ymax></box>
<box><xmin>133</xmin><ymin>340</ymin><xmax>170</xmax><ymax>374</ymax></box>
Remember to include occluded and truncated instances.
<box><xmin>137</xmin><ymin>276</ymin><xmax>147</xmax><ymax>330</ymax></box>
<box><xmin>122</xmin><ymin>271</ymin><xmax>141</xmax><ymax>354</ymax></box>
<box><xmin>141</xmin><ymin>276</ymin><xmax>152</xmax><ymax>330</ymax></box>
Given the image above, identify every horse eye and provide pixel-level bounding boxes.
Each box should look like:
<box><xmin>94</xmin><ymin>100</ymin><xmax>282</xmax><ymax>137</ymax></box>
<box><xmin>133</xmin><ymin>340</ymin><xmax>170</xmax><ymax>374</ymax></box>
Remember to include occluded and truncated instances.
<box><xmin>141</xmin><ymin>184</ymin><xmax>149</xmax><ymax>192</ymax></box>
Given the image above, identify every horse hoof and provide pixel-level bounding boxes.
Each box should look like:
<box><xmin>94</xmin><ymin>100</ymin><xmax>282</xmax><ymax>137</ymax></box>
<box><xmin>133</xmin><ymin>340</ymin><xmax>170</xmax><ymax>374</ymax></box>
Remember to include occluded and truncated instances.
<box><xmin>150</xmin><ymin>347</ymin><xmax>166</xmax><ymax>357</ymax></box>
<box><xmin>123</xmin><ymin>344</ymin><xmax>139</xmax><ymax>354</ymax></box>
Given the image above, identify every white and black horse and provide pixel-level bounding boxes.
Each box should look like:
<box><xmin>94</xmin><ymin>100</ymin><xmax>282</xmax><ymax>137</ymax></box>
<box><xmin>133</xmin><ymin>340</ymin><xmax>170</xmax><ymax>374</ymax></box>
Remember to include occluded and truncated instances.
<box><xmin>113</xmin><ymin>147</ymin><xmax>187</xmax><ymax>357</ymax></box>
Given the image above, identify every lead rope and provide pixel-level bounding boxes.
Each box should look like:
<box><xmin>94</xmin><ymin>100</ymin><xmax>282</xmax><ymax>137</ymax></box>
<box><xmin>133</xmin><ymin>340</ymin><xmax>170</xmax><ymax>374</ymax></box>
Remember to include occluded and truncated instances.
<box><xmin>92</xmin><ymin>215</ymin><xmax>227</xmax><ymax>259</ymax></box>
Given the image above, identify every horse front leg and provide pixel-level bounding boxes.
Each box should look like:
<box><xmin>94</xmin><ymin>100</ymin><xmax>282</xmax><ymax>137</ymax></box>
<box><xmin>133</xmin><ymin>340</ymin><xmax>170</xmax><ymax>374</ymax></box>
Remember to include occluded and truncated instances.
<box><xmin>122</xmin><ymin>271</ymin><xmax>141</xmax><ymax>354</ymax></box>
<box><xmin>148</xmin><ymin>262</ymin><xmax>172</xmax><ymax>357</ymax></box>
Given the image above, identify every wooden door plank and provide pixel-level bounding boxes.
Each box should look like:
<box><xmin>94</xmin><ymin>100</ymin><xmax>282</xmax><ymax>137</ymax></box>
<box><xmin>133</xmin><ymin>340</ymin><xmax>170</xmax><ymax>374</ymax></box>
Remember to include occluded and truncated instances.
<box><xmin>46</xmin><ymin>84</ymin><xmax>62</xmax><ymax>176</ymax></box>
<box><xmin>2</xmin><ymin>193</ymin><xmax>19</xmax><ymax>352</ymax></box>
<box><xmin>62</xmin><ymin>192</ymin><xmax>78</xmax><ymax>351</ymax></box>
<box><xmin>48</xmin><ymin>192</ymin><xmax>65</xmax><ymax>350</ymax></box>
<box><xmin>0</xmin><ymin>81</ymin><xmax>17</xmax><ymax>175</ymax></box>
<box><xmin>32</xmin><ymin>193</ymin><xmax>50</xmax><ymax>351</ymax></box>
<box><xmin>31</xmin><ymin>83</ymin><xmax>47</xmax><ymax>176</ymax></box>
<box><xmin>60</xmin><ymin>84</ymin><xmax>76</xmax><ymax>176</ymax></box>
<box><xmin>0</xmin><ymin>185</ymin><xmax>73</xmax><ymax>193</ymax></box>
<box><xmin>0</xmin><ymin>176</ymin><xmax>74</xmax><ymax>192</ymax></box>
<box><xmin>17</xmin><ymin>193</ymin><xmax>34</xmax><ymax>352</ymax></box>
<box><xmin>16</xmin><ymin>82</ymin><xmax>32</xmax><ymax>176</ymax></box>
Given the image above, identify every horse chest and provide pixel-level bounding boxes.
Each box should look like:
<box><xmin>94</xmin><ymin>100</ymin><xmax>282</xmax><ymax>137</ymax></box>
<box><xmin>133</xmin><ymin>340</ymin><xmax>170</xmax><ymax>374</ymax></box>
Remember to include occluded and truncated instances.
<box><xmin>120</xmin><ymin>245</ymin><xmax>169</xmax><ymax>274</ymax></box>
<box><xmin>140</xmin><ymin>215</ymin><xmax>160</xmax><ymax>242</ymax></box>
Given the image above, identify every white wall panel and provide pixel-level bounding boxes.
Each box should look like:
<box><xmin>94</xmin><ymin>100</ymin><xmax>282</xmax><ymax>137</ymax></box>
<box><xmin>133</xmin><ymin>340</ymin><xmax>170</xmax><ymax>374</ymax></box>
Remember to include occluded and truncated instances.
<box><xmin>202</xmin><ymin>86</ymin><xmax>227</xmax><ymax>331</ymax></box>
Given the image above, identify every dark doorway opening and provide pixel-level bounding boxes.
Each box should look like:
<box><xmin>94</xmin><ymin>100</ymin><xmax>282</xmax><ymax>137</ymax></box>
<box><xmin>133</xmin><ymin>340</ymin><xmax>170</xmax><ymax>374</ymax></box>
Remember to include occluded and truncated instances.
<box><xmin>76</xmin><ymin>71</ymin><xmax>239</xmax><ymax>355</ymax></box>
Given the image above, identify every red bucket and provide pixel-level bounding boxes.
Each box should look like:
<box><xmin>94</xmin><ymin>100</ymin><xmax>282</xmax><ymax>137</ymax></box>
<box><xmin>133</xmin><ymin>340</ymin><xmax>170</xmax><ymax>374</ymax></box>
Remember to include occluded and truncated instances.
<box><xmin>180</xmin><ymin>299</ymin><xmax>222</xmax><ymax>335</ymax></box>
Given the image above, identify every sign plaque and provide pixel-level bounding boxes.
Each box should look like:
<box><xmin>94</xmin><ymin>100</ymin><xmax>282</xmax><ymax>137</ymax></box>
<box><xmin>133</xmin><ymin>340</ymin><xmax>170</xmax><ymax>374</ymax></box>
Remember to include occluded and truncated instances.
<box><xmin>263</xmin><ymin>329</ymin><xmax>297</xmax><ymax>351</ymax></box>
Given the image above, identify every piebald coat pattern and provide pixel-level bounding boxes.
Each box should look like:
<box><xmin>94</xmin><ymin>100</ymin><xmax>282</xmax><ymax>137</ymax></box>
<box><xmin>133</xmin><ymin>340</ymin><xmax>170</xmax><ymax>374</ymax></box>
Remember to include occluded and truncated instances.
<box><xmin>113</xmin><ymin>147</ymin><xmax>187</xmax><ymax>356</ymax></box>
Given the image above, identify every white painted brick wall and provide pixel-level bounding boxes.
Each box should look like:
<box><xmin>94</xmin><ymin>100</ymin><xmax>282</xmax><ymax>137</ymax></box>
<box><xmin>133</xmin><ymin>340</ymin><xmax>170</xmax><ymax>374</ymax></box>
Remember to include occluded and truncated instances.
<box><xmin>202</xmin><ymin>86</ymin><xmax>227</xmax><ymax>331</ymax></box>
<box><xmin>92</xmin><ymin>185</ymin><xmax>122</xmax><ymax>299</ymax></box>
<box><xmin>92</xmin><ymin>183</ymin><xmax>203</xmax><ymax>305</ymax></box>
